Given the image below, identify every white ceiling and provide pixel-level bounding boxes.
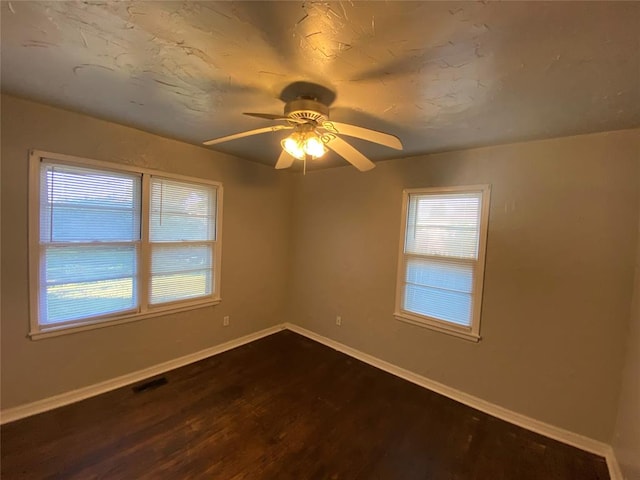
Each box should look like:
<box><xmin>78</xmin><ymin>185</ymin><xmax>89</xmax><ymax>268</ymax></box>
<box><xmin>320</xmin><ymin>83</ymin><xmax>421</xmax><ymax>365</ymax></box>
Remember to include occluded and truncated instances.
<box><xmin>2</xmin><ymin>1</ymin><xmax>639</xmax><ymax>170</ymax></box>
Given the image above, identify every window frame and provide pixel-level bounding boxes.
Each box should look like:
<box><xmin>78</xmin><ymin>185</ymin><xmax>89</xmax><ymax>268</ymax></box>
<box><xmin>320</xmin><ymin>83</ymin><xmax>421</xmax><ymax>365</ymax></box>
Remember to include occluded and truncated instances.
<box><xmin>28</xmin><ymin>150</ymin><xmax>223</xmax><ymax>340</ymax></box>
<box><xmin>394</xmin><ymin>185</ymin><xmax>490</xmax><ymax>342</ymax></box>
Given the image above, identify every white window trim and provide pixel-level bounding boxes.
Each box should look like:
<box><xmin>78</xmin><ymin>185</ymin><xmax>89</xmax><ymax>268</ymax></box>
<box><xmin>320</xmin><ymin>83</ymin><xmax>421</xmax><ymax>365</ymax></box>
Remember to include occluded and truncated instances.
<box><xmin>28</xmin><ymin>149</ymin><xmax>223</xmax><ymax>340</ymax></box>
<box><xmin>393</xmin><ymin>185</ymin><xmax>491</xmax><ymax>342</ymax></box>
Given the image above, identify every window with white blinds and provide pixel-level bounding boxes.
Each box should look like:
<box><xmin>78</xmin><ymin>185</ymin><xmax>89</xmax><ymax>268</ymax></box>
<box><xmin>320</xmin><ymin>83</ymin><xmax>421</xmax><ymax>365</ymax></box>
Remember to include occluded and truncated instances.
<box><xmin>395</xmin><ymin>186</ymin><xmax>490</xmax><ymax>341</ymax></box>
<box><xmin>149</xmin><ymin>177</ymin><xmax>216</xmax><ymax>305</ymax></box>
<box><xmin>29</xmin><ymin>151</ymin><xmax>222</xmax><ymax>337</ymax></box>
<box><xmin>39</xmin><ymin>163</ymin><xmax>141</xmax><ymax>325</ymax></box>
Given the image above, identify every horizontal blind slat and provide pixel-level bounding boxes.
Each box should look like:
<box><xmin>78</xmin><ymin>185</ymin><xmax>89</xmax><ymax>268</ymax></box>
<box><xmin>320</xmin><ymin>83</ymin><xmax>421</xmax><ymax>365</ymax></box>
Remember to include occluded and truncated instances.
<box><xmin>406</xmin><ymin>192</ymin><xmax>481</xmax><ymax>259</ymax></box>
<box><xmin>40</xmin><ymin>162</ymin><xmax>141</xmax><ymax>243</ymax></box>
<box><xmin>404</xmin><ymin>283</ymin><xmax>473</xmax><ymax>327</ymax></box>
<box><xmin>406</xmin><ymin>257</ymin><xmax>474</xmax><ymax>293</ymax></box>
<box><xmin>150</xmin><ymin>177</ymin><xmax>216</xmax><ymax>242</ymax></box>
<box><xmin>151</xmin><ymin>270</ymin><xmax>212</xmax><ymax>305</ymax></box>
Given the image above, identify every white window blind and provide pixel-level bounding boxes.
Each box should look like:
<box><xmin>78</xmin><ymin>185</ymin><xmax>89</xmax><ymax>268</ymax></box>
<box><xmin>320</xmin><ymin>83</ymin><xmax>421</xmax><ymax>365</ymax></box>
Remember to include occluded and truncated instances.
<box><xmin>30</xmin><ymin>151</ymin><xmax>223</xmax><ymax>337</ymax></box>
<box><xmin>149</xmin><ymin>177</ymin><xmax>217</xmax><ymax>305</ymax></box>
<box><xmin>39</xmin><ymin>162</ymin><xmax>141</xmax><ymax>324</ymax></box>
<box><xmin>395</xmin><ymin>186</ymin><xmax>490</xmax><ymax>340</ymax></box>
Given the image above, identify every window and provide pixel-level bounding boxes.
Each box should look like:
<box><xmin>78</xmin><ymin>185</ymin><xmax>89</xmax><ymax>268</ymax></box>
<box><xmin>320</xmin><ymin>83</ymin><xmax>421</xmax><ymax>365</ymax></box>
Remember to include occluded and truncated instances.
<box><xmin>29</xmin><ymin>150</ymin><xmax>222</xmax><ymax>338</ymax></box>
<box><xmin>394</xmin><ymin>185</ymin><xmax>490</xmax><ymax>341</ymax></box>
<box><xmin>149</xmin><ymin>178</ymin><xmax>217</xmax><ymax>305</ymax></box>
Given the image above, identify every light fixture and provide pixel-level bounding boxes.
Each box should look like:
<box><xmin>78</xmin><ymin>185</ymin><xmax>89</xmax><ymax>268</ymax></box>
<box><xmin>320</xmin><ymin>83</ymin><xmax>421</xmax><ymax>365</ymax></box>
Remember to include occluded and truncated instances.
<box><xmin>281</xmin><ymin>126</ymin><xmax>328</xmax><ymax>161</ymax></box>
<box><xmin>282</xmin><ymin>133</ymin><xmax>306</xmax><ymax>160</ymax></box>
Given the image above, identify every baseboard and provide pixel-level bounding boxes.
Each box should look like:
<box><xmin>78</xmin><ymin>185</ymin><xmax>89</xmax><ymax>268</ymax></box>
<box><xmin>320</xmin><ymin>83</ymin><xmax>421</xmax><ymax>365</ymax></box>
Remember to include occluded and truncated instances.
<box><xmin>284</xmin><ymin>323</ymin><xmax>620</xmax><ymax>478</ymax></box>
<box><xmin>0</xmin><ymin>324</ymin><xmax>285</xmax><ymax>425</ymax></box>
<box><xmin>605</xmin><ymin>446</ymin><xmax>625</xmax><ymax>480</ymax></box>
<box><xmin>0</xmin><ymin>321</ymin><xmax>623</xmax><ymax>480</ymax></box>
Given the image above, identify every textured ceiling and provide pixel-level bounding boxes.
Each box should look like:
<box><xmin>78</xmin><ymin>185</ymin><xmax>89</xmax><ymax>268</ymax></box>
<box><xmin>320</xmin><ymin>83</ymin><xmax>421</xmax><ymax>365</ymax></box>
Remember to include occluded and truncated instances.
<box><xmin>1</xmin><ymin>1</ymin><xmax>639</xmax><ymax>170</ymax></box>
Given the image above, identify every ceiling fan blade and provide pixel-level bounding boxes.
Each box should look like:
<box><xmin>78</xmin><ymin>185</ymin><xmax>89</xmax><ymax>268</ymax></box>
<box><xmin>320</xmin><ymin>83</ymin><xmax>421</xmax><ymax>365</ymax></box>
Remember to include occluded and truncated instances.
<box><xmin>325</xmin><ymin>135</ymin><xmax>376</xmax><ymax>172</ymax></box>
<box><xmin>275</xmin><ymin>150</ymin><xmax>296</xmax><ymax>170</ymax></box>
<box><xmin>322</xmin><ymin>121</ymin><xmax>403</xmax><ymax>150</ymax></box>
<box><xmin>243</xmin><ymin>112</ymin><xmax>285</xmax><ymax>120</ymax></box>
<box><xmin>244</xmin><ymin>112</ymin><xmax>306</xmax><ymax>123</ymax></box>
<box><xmin>203</xmin><ymin>125</ymin><xmax>293</xmax><ymax>146</ymax></box>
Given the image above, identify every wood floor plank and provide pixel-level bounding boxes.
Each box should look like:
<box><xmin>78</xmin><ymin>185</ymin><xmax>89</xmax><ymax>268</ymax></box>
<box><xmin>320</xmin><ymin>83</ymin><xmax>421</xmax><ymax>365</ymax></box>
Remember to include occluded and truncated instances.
<box><xmin>1</xmin><ymin>331</ymin><xmax>609</xmax><ymax>479</ymax></box>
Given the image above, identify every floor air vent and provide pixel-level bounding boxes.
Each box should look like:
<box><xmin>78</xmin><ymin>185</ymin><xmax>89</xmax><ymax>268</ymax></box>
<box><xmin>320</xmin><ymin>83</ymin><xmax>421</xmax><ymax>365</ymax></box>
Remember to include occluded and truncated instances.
<box><xmin>132</xmin><ymin>376</ymin><xmax>168</xmax><ymax>393</ymax></box>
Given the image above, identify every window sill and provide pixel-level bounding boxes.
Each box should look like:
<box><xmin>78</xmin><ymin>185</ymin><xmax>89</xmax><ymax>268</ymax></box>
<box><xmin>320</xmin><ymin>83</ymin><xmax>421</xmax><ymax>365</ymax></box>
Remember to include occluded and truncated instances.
<box><xmin>29</xmin><ymin>299</ymin><xmax>221</xmax><ymax>340</ymax></box>
<box><xmin>393</xmin><ymin>312</ymin><xmax>481</xmax><ymax>343</ymax></box>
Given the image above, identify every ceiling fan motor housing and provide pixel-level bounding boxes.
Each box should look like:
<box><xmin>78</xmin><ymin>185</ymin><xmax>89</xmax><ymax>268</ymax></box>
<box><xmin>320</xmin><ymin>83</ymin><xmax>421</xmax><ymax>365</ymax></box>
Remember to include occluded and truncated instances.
<box><xmin>284</xmin><ymin>98</ymin><xmax>329</xmax><ymax>124</ymax></box>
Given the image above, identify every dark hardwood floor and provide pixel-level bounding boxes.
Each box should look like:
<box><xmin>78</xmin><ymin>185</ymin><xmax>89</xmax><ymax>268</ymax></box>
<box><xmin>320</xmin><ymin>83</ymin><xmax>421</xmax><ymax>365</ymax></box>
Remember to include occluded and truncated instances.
<box><xmin>1</xmin><ymin>330</ymin><xmax>609</xmax><ymax>479</ymax></box>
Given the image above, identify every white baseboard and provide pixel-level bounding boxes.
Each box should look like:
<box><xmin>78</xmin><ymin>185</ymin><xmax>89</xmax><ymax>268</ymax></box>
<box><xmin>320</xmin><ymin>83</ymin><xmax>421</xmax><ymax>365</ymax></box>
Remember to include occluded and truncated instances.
<box><xmin>0</xmin><ymin>321</ymin><xmax>623</xmax><ymax>480</ymax></box>
<box><xmin>0</xmin><ymin>324</ymin><xmax>285</xmax><ymax>425</ymax></box>
<box><xmin>283</xmin><ymin>323</ymin><xmax>621</xmax><ymax>479</ymax></box>
<box><xmin>605</xmin><ymin>446</ymin><xmax>625</xmax><ymax>480</ymax></box>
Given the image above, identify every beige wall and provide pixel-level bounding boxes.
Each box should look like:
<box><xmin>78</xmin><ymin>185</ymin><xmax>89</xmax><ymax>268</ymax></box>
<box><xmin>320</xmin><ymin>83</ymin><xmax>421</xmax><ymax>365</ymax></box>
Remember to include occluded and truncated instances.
<box><xmin>289</xmin><ymin>129</ymin><xmax>640</xmax><ymax>442</ymax></box>
<box><xmin>0</xmin><ymin>94</ymin><xmax>293</xmax><ymax>409</ymax></box>
<box><xmin>612</xmin><ymin>190</ymin><xmax>640</xmax><ymax>479</ymax></box>
<box><xmin>2</xmin><ymin>94</ymin><xmax>639</xmax><ymax>446</ymax></box>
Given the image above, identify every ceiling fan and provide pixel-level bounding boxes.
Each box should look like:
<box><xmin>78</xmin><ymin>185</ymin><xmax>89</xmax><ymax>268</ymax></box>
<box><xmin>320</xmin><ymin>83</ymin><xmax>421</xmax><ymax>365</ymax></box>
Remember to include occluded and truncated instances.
<box><xmin>202</xmin><ymin>83</ymin><xmax>403</xmax><ymax>172</ymax></box>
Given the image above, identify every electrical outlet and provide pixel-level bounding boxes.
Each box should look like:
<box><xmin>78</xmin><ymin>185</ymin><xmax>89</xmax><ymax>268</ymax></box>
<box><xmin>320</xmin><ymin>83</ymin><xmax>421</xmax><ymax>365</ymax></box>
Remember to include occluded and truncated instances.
<box><xmin>223</xmin><ymin>316</ymin><xmax>230</xmax><ymax>327</ymax></box>
<box><xmin>336</xmin><ymin>315</ymin><xmax>342</xmax><ymax>326</ymax></box>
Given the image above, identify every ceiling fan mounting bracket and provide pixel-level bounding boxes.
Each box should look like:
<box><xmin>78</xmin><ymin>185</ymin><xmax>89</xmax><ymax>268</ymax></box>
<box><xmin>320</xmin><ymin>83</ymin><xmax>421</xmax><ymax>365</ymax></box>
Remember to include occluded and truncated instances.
<box><xmin>279</xmin><ymin>81</ymin><xmax>336</xmax><ymax>106</ymax></box>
